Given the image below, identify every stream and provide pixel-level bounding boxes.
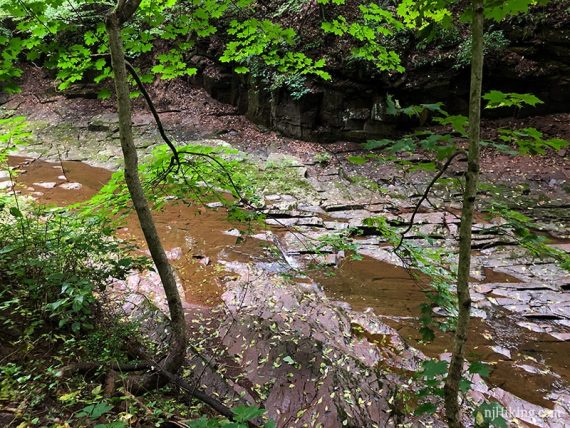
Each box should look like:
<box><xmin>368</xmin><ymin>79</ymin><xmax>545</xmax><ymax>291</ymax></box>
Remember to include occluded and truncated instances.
<box><xmin>3</xmin><ymin>154</ymin><xmax>570</xmax><ymax>426</ymax></box>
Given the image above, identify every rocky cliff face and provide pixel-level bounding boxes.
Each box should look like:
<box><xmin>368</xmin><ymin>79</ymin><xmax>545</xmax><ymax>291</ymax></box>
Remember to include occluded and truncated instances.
<box><xmin>191</xmin><ymin>4</ymin><xmax>570</xmax><ymax>142</ymax></box>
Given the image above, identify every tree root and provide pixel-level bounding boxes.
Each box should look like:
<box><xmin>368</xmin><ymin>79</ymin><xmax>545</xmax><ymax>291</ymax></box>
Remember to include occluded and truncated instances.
<box><xmin>59</xmin><ymin>356</ymin><xmax>259</xmax><ymax>426</ymax></box>
<box><xmin>59</xmin><ymin>360</ymin><xmax>150</xmax><ymax>377</ymax></box>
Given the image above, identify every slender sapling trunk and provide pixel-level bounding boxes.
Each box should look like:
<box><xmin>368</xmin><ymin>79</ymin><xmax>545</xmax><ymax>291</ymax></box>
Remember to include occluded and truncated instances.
<box><xmin>443</xmin><ymin>0</ymin><xmax>484</xmax><ymax>426</ymax></box>
<box><xmin>105</xmin><ymin>1</ymin><xmax>187</xmax><ymax>390</ymax></box>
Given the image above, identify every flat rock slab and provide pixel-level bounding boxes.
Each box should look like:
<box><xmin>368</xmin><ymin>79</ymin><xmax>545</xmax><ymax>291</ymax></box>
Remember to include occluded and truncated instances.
<box><xmin>297</xmin><ymin>204</ymin><xmax>326</xmax><ymax>214</ymax></box>
<box><xmin>327</xmin><ymin>209</ymin><xmax>371</xmax><ymax>220</ymax></box>
<box><xmin>387</xmin><ymin>212</ymin><xmax>461</xmax><ymax>225</ymax></box>
<box><xmin>280</xmin><ymin>230</ymin><xmax>333</xmax><ymax>254</ymax></box>
<box><xmin>87</xmin><ymin>113</ymin><xmax>119</xmax><ymax>132</ymax></box>
<box><xmin>263</xmin><ymin>209</ymin><xmax>313</xmax><ymax>218</ymax></box>
<box><xmin>59</xmin><ymin>182</ymin><xmax>82</xmax><ymax>190</ymax></box>
<box><xmin>474</xmin><ymin>283</ymin><xmax>558</xmax><ymax>294</ymax></box>
<box><xmin>265</xmin><ymin>218</ymin><xmax>300</xmax><ymax>227</ymax></box>
<box><xmin>358</xmin><ymin>247</ymin><xmax>405</xmax><ymax>266</ymax></box>
<box><xmin>220</xmin><ymin>266</ymin><xmax>444</xmax><ymax>428</ymax></box>
<box><xmin>33</xmin><ymin>181</ymin><xmax>57</xmax><ymax>189</ymax></box>
<box><xmin>265</xmin><ymin>217</ymin><xmax>324</xmax><ymax>228</ymax></box>
<box><xmin>550</xmin><ymin>243</ymin><xmax>570</xmax><ymax>253</ymax></box>
<box><xmin>265</xmin><ymin>153</ymin><xmax>304</xmax><ymax>167</ymax></box>
<box><xmin>323</xmin><ymin>221</ymin><xmax>351</xmax><ymax>230</ymax></box>
<box><xmin>549</xmin><ymin>332</ymin><xmax>570</xmax><ymax>341</ymax></box>
<box><xmin>322</xmin><ymin>202</ymin><xmax>366</xmax><ymax>211</ymax></box>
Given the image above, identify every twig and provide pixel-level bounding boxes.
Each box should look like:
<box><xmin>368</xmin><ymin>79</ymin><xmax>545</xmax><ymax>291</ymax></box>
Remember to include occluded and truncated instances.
<box><xmin>122</xmin><ymin>60</ymin><xmax>181</xmax><ymax>167</ymax></box>
<box><xmin>59</xmin><ymin>361</ymin><xmax>150</xmax><ymax>377</ymax></box>
<box><xmin>395</xmin><ymin>150</ymin><xmax>466</xmax><ymax>251</ymax></box>
<box><xmin>57</xmin><ymin>149</ymin><xmax>70</xmax><ymax>182</ymax></box>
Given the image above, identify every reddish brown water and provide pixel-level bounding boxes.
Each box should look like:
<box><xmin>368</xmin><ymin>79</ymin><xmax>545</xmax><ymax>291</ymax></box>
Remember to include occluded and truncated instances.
<box><xmin>481</xmin><ymin>267</ymin><xmax>520</xmax><ymax>284</ymax></box>
<box><xmin>7</xmin><ymin>156</ymin><xmax>112</xmax><ymax>204</ymax></box>
<box><xmin>4</xmin><ymin>156</ymin><xmax>267</xmax><ymax>306</ymax></box>
<box><xmin>5</xmin><ymin>155</ymin><xmax>569</xmax><ymax>410</ymax></box>
<box><xmin>314</xmin><ymin>256</ymin><xmax>570</xmax><ymax>408</ymax></box>
<box><xmin>121</xmin><ymin>202</ymin><xmax>269</xmax><ymax>306</ymax></box>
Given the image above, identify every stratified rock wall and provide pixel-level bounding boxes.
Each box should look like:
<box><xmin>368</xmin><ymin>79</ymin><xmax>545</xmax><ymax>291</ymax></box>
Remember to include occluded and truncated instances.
<box><xmin>192</xmin><ymin>4</ymin><xmax>570</xmax><ymax>142</ymax></box>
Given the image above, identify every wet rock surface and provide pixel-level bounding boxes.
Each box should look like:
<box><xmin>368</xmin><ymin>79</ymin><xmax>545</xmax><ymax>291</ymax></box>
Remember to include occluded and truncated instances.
<box><xmin>220</xmin><ymin>265</ymin><xmax>420</xmax><ymax>427</ymax></box>
<box><xmin>8</xmin><ymin>147</ymin><xmax>570</xmax><ymax>426</ymax></box>
<box><xmin>3</xmin><ymin>85</ymin><xmax>570</xmax><ymax>426</ymax></box>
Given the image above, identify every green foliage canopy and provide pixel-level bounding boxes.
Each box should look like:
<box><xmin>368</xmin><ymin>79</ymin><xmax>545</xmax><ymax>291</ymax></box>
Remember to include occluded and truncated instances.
<box><xmin>0</xmin><ymin>0</ymin><xmax>331</xmax><ymax>96</ymax></box>
<box><xmin>0</xmin><ymin>0</ymin><xmax>554</xmax><ymax>96</ymax></box>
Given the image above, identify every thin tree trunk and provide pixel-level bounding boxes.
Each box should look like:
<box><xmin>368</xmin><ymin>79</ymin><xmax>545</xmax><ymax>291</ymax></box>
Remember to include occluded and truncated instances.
<box><xmin>443</xmin><ymin>1</ymin><xmax>484</xmax><ymax>426</ymax></box>
<box><xmin>105</xmin><ymin>3</ymin><xmax>187</xmax><ymax>390</ymax></box>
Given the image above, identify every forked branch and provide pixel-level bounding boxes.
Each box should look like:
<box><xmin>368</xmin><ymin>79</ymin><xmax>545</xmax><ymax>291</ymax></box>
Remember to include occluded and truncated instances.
<box><xmin>395</xmin><ymin>149</ymin><xmax>466</xmax><ymax>251</ymax></box>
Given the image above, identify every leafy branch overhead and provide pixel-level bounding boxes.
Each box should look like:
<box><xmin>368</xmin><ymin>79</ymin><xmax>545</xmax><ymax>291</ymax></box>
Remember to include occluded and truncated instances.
<box><xmin>349</xmin><ymin>91</ymin><xmax>568</xmax><ymax>166</ymax></box>
<box><xmin>318</xmin><ymin>1</ymin><xmax>405</xmax><ymax>72</ymax></box>
<box><xmin>219</xmin><ymin>18</ymin><xmax>331</xmax><ymax>79</ymax></box>
<box><xmin>0</xmin><ymin>0</ymin><xmax>332</xmax><ymax>96</ymax></box>
<box><xmin>0</xmin><ymin>0</ymin><xmax>553</xmax><ymax>95</ymax></box>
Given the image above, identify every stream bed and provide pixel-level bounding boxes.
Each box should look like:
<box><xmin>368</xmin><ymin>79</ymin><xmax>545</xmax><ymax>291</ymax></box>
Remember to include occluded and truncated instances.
<box><xmin>3</xmin><ymin>154</ymin><xmax>570</xmax><ymax>426</ymax></box>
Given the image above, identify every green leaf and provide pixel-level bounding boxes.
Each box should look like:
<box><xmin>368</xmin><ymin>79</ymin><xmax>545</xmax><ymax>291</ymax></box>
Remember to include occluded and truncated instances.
<box><xmin>78</xmin><ymin>402</ymin><xmax>113</xmax><ymax>420</ymax></box>
<box><xmin>0</xmin><ymin>244</ymin><xmax>17</xmax><ymax>255</ymax></box>
<box><xmin>97</xmin><ymin>89</ymin><xmax>112</xmax><ymax>100</ymax></box>
<box><xmin>483</xmin><ymin>90</ymin><xmax>543</xmax><ymax>110</ymax></box>
<box><xmin>232</xmin><ymin>405</ymin><xmax>266</xmax><ymax>423</ymax></box>
<box><xmin>484</xmin><ymin>0</ymin><xmax>536</xmax><ymax>22</ymax></box>
<box><xmin>421</xmin><ymin>359</ymin><xmax>449</xmax><ymax>380</ymax></box>
<box><xmin>460</xmin><ymin>378</ymin><xmax>472</xmax><ymax>393</ymax></box>
<box><xmin>414</xmin><ymin>402</ymin><xmax>437</xmax><ymax>415</ymax></box>
<box><xmin>188</xmin><ymin>416</ymin><xmax>227</xmax><ymax>428</ymax></box>
<box><xmin>59</xmin><ymin>391</ymin><xmax>80</xmax><ymax>402</ymax></box>
<box><xmin>469</xmin><ymin>361</ymin><xmax>490</xmax><ymax>378</ymax></box>
<box><xmin>544</xmin><ymin>138</ymin><xmax>568</xmax><ymax>151</ymax></box>
<box><xmin>363</xmin><ymin>139</ymin><xmax>393</xmax><ymax>150</ymax></box>
<box><xmin>420</xmin><ymin>102</ymin><xmax>446</xmax><ymax>114</ymax></box>
<box><xmin>94</xmin><ymin>58</ymin><xmax>107</xmax><ymax>70</ymax></box>
<box><xmin>419</xmin><ymin>326</ymin><xmax>435</xmax><ymax>342</ymax></box>
<box><xmin>9</xmin><ymin>207</ymin><xmax>22</xmax><ymax>218</ymax></box>
<box><xmin>385</xmin><ymin>94</ymin><xmax>398</xmax><ymax>115</ymax></box>
<box><xmin>435</xmin><ymin>115</ymin><xmax>468</xmax><ymax>136</ymax></box>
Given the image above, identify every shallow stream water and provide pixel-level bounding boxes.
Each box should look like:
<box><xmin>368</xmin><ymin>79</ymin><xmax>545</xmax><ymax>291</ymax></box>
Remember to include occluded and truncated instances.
<box><xmin>4</xmin><ymin>155</ymin><xmax>569</xmax><ymax>414</ymax></box>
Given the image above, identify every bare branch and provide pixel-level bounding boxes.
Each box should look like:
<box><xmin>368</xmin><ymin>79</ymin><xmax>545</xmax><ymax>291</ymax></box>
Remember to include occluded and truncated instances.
<box><xmin>395</xmin><ymin>150</ymin><xmax>466</xmax><ymax>251</ymax></box>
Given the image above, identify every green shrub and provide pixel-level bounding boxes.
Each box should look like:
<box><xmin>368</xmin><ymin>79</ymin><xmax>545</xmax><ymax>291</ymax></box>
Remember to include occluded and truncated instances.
<box><xmin>455</xmin><ymin>30</ymin><xmax>509</xmax><ymax>69</ymax></box>
<box><xmin>0</xmin><ymin>203</ymin><xmax>146</xmax><ymax>336</ymax></box>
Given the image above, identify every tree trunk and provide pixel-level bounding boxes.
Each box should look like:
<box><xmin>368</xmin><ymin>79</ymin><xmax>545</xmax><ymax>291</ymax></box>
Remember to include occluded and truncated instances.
<box><xmin>105</xmin><ymin>2</ymin><xmax>187</xmax><ymax>390</ymax></box>
<box><xmin>443</xmin><ymin>1</ymin><xmax>484</xmax><ymax>426</ymax></box>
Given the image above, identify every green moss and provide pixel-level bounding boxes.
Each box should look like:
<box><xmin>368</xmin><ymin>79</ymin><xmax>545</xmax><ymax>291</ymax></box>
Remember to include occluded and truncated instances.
<box><xmin>239</xmin><ymin>159</ymin><xmax>314</xmax><ymax>199</ymax></box>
